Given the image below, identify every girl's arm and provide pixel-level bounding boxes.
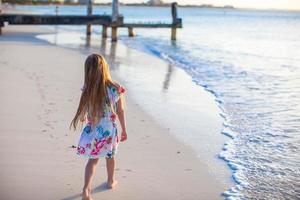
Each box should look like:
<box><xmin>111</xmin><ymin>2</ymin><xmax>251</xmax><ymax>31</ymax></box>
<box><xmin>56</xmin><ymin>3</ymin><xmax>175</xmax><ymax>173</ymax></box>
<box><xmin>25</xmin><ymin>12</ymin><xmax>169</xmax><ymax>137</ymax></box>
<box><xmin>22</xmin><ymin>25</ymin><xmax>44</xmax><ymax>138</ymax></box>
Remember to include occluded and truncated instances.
<box><xmin>116</xmin><ymin>94</ymin><xmax>127</xmax><ymax>142</ymax></box>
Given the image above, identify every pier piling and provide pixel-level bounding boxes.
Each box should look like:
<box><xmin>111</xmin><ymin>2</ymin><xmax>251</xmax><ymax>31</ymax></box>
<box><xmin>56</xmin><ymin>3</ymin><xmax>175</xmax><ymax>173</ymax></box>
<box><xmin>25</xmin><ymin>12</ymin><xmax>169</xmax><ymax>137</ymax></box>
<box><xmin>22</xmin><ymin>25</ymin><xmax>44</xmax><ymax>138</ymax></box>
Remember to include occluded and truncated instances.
<box><xmin>111</xmin><ymin>25</ymin><xmax>118</xmax><ymax>42</ymax></box>
<box><xmin>171</xmin><ymin>27</ymin><xmax>176</xmax><ymax>40</ymax></box>
<box><xmin>171</xmin><ymin>2</ymin><xmax>178</xmax><ymax>40</ymax></box>
<box><xmin>128</xmin><ymin>27</ymin><xmax>135</xmax><ymax>37</ymax></box>
<box><xmin>111</xmin><ymin>0</ymin><xmax>119</xmax><ymax>42</ymax></box>
<box><xmin>102</xmin><ymin>26</ymin><xmax>108</xmax><ymax>38</ymax></box>
<box><xmin>86</xmin><ymin>0</ymin><xmax>92</xmax><ymax>36</ymax></box>
<box><xmin>0</xmin><ymin>22</ymin><xmax>3</xmax><ymax>35</ymax></box>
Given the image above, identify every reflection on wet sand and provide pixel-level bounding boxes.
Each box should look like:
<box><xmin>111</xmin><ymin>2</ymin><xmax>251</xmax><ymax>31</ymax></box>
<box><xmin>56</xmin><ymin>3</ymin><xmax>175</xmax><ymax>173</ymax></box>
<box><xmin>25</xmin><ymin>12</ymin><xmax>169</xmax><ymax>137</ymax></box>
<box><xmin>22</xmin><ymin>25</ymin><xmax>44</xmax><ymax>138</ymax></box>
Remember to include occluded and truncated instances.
<box><xmin>100</xmin><ymin>36</ymin><xmax>174</xmax><ymax>91</ymax></box>
<box><xmin>85</xmin><ymin>34</ymin><xmax>91</xmax><ymax>48</ymax></box>
<box><xmin>163</xmin><ymin>63</ymin><xmax>174</xmax><ymax>91</ymax></box>
<box><xmin>100</xmin><ymin>38</ymin><xmax>106</xmax><ymax>53</ymax></box>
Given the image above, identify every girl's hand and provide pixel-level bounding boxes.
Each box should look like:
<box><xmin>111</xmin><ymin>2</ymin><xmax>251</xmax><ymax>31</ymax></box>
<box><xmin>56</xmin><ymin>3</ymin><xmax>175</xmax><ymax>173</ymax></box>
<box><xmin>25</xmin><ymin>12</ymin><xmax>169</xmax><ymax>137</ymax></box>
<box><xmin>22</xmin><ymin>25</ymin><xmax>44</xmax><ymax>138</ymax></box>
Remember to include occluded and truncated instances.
<box><xmin>120</xmin><ymin>131</ymin><xmax>127</xmax><ymax>142</ymax></box>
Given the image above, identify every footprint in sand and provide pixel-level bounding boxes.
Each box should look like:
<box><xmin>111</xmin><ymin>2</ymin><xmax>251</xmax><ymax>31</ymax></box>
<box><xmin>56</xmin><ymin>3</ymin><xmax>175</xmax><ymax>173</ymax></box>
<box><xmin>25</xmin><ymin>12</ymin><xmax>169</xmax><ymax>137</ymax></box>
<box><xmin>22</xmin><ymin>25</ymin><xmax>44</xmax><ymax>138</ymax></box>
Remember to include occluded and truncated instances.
<box><xmin>37</xmin><ymin>115</ymin><xmax>42</xmax><ymax>120</ymax></box>
<box><xmin>44</xmin><ymin>122</ymin><xmax>55</xmax><ymax>130</ymax></box>
<box><xmin>45</xmin><ymin>108</ymin><xmax>51</xmax><ymax>113</ymax></box>
<box><xmin>0</xmin><ymin>61</ymin><xmax>8</xmax><ymax>65</ymax></box>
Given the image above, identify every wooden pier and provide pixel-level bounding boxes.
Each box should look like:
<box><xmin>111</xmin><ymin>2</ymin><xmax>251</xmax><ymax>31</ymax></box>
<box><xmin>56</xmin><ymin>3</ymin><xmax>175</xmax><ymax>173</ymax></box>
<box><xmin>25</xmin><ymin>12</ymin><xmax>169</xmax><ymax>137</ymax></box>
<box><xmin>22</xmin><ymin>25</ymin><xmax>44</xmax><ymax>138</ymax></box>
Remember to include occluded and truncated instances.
<box><xmin>0</xmin><ymin>2</ymin><xmax>182</xmax><ymax>41</ymax></box>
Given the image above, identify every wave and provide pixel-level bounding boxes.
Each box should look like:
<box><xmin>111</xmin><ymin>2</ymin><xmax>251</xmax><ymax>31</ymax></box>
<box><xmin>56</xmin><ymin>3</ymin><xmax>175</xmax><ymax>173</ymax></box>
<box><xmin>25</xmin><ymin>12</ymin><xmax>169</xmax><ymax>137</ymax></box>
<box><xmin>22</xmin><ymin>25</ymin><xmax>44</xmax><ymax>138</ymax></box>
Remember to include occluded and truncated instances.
<box><xmin>119</xmin><ymin>35</ymin><xmax>300</xmax><ymax>199</ymax></box>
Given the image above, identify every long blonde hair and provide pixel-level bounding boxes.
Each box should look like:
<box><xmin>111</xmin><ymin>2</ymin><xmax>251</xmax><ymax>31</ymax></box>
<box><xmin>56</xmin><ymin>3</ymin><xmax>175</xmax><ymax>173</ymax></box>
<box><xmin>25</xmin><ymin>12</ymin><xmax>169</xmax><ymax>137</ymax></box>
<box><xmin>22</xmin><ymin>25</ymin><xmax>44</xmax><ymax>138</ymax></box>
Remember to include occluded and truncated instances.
<box><xmin>70</xmin><ymin>53</ymin><xmax>116</xmax><ymax>130</ymax></box>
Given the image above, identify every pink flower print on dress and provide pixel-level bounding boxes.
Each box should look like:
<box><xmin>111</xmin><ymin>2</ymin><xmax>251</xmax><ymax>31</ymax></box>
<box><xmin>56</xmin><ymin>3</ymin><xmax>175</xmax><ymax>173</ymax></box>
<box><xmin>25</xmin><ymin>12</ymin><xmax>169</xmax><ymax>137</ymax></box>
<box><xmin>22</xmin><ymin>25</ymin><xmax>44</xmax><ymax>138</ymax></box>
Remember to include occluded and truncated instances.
<box><xmin>77</xmin><ymin>146</ymin><xmax>85</xmax><ymax>154</ymax></box>
<box><xmin>90</xmin><ymin>148</ymin><xmax>99</xmax><ymax>156</ymax></box>
<box><xmin>106</xmin><ymin>136</ymin><xmax>112</xmax><ymax>144</ymax></box>
<box><xmin>118</xmin><ymin>86</ymin><xmax>125</xmax><ymax>94</ymax></box>
<box><xmin>110</xmin><ymin>113</ymin><xmax>117</xmax><ymax>122</ymax></box>
<box><xmin>95</xmin><ymin>139</ymin><xmax>106</xmax><ymax>150</ymax></box>
<box><xmin>90</xmin><ymin>141</ymin><xmax>100</xmax><ymax>155</ymax></box>
<box><xmin>90</xmin><ymin>139</ymin><xmax>106</xmax><ymax>156</ymax></box>
<box><xmin>97</xmin><ymin>140</ymin><xmax>106</xmax><ymax>149</ymax></box>
<box><xmin>85</xmin><ymin>143</ymin><xmax>91</xmax><ymax>149</ymax></box>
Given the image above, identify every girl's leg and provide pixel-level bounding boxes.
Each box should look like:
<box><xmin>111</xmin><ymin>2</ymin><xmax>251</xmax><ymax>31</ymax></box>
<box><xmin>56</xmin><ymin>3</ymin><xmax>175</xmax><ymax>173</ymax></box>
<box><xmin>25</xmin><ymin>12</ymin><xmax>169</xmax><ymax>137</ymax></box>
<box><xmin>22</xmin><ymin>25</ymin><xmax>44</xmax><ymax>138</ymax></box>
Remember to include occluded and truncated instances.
<box><xmin>106</xmin><ymin>157</ymin><xmax>117</xmax><ymax>188</ymax></box>
<box><xmin>82</xmin><ymin>158</ymin><xmax>99</xmax><ymax>199</ymax></box>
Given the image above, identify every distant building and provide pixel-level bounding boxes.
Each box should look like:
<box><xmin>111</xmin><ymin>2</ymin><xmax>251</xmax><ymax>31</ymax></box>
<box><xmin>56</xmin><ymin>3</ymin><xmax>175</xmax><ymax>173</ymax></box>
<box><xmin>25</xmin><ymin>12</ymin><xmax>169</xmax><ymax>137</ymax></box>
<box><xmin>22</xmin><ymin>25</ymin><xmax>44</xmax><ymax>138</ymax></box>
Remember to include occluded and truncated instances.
<box><xmin>64</xmin><ymin>0</ymin><xmax>78</xmax><ymax>3</ymax></box>
<box><xmin>34</xmin><ymin>0</ymin><xmax>65</xmax><ymax>3</ymax></box>
<box><xmin>78</xmin><ymin>0</ymin><xmax>88</xmax><ymax>4</ymax></box>
<box><xmin>199</xmin><ymin>4</ymin><xmax>213</xmax><ymax>8</ymax></box>
<box><xmin>147</xmin><ymin>0</ymin><xmax>163</xmax><ymax>6</ymax></box>
<box><xmin>224</xmin><ymin>5</ymin><xmax>234</xmax><ymax>9</ymax></box>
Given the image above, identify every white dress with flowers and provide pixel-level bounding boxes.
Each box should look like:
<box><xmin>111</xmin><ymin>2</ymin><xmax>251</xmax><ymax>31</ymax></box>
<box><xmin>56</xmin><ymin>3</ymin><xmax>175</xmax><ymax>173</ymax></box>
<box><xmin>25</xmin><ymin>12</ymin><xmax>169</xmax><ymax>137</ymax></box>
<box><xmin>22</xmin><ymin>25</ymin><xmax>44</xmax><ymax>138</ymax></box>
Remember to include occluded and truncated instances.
<box><xmin>76</xmin><ymin>85</ymin><xmax>125</xmax><ymax>159</ymax></box>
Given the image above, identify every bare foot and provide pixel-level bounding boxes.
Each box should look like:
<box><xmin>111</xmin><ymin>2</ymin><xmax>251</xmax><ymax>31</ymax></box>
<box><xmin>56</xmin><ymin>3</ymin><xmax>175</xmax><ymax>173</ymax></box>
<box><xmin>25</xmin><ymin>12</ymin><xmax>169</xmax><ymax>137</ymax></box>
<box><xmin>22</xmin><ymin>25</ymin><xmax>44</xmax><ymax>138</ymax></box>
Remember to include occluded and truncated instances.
<box><xmin>82</xmin><ymin>197</ymin><xmax>93</xmax><ymax>200</ymax></box>
<box><xmin>107</xmin><ymin>180</ymin><xmax>118</xmax><ymax>189</ymax></box>
<box><xmin>82</xmin><ymin>188</ymin><xmax>92</xmax><ymax>200</ymax></box>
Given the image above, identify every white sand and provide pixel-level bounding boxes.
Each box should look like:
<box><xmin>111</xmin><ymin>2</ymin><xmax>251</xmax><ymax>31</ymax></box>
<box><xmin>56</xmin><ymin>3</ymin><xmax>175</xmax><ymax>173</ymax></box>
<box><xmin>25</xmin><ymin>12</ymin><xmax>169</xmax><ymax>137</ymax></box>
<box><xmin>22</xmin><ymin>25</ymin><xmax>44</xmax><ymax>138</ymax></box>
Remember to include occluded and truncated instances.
<box><xmin>0</xmin><ymin>25</ymin><xmax>232</xmax><ymax>200</ymax></box>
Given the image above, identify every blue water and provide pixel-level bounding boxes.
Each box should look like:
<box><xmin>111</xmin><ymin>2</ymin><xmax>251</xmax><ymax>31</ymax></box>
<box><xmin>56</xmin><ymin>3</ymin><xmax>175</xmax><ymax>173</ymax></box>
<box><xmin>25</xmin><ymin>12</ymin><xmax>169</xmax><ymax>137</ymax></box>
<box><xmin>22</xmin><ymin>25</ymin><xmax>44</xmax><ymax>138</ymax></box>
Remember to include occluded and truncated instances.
<box><xmin>17</xmin><ymin>5</ymin><xmax>300</xmax><ymax>199</ymax></box>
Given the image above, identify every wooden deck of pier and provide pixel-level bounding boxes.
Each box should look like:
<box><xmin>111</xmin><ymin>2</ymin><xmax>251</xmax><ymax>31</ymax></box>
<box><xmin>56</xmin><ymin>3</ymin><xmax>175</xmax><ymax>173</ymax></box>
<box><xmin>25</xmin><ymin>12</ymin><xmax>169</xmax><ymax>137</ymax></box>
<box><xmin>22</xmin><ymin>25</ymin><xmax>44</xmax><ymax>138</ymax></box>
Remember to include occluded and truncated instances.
<box><xmin>0</xmin><ymin>2</ymin><xmax>182</xmax><ymax>41</ymax></box>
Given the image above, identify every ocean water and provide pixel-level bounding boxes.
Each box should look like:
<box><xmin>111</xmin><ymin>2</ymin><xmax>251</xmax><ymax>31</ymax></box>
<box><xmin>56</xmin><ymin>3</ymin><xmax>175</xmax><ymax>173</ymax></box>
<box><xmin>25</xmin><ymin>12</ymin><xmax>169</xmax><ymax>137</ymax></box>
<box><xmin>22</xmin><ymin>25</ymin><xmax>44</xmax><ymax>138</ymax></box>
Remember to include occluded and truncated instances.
<box><xmin>17</xmin><ymin>5</ymin><xmax>300</xmax><ymax>199</ymax></box>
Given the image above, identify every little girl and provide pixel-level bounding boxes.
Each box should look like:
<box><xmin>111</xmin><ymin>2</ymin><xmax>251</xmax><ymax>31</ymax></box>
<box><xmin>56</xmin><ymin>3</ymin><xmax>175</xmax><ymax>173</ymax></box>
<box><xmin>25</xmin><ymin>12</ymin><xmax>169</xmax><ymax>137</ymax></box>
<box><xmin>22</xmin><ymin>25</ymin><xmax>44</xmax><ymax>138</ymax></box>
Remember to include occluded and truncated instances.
<box><xmin>70</xmin><ymin>53</ymin><xmax>127</xmax><ymax>200</ymax></box>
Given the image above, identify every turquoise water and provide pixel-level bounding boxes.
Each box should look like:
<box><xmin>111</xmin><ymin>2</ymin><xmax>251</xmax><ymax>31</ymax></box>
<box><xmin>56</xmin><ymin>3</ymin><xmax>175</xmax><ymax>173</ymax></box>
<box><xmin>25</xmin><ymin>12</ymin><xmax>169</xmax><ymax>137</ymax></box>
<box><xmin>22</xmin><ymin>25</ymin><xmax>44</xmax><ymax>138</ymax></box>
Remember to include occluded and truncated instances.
<box><xmin>17</xmin><ymin>5</ymin><xmax>300</xmax><ymax>199</ymax></box>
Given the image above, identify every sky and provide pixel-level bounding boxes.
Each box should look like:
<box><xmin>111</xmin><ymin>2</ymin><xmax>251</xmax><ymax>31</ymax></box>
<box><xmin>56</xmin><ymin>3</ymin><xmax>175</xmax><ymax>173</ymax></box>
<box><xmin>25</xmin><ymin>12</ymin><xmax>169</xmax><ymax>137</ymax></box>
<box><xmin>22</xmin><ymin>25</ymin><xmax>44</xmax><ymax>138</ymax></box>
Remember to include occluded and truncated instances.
<box><xmin>99</xmin><ymin>0</ymin><xmax>300</xmax><ymax>11</ymax></box>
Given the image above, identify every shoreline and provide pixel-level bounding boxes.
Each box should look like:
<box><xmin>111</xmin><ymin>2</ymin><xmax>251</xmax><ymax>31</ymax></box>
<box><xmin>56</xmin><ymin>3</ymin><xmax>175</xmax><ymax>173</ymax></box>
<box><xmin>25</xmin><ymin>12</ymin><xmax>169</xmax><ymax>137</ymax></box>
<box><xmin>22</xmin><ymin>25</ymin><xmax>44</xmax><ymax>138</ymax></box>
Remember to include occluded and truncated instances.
<box><xmin>0</xmin><ymin>25</ymin><xmax>233</xmax><ymax>199</ymax></box>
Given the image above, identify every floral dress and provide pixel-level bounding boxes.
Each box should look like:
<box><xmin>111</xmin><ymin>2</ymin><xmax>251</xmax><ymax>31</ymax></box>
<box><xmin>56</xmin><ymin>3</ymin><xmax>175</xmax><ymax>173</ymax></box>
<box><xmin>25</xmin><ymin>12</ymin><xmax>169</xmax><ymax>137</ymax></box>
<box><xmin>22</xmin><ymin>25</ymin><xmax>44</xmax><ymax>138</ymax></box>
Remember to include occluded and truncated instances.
<box><xmin>76</xmin><ymin>84</ymin><xmax>125</xmax><ymax>159</ymax></box>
